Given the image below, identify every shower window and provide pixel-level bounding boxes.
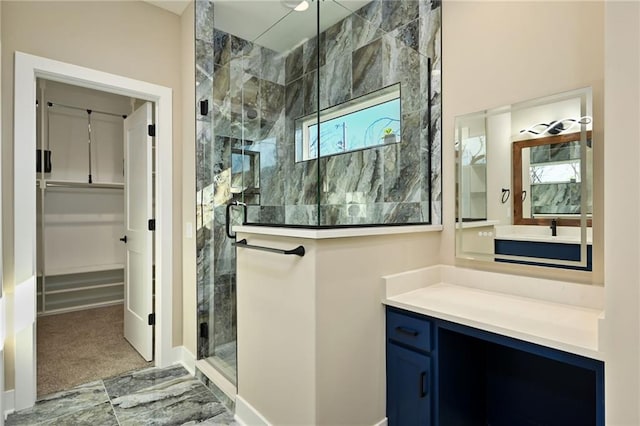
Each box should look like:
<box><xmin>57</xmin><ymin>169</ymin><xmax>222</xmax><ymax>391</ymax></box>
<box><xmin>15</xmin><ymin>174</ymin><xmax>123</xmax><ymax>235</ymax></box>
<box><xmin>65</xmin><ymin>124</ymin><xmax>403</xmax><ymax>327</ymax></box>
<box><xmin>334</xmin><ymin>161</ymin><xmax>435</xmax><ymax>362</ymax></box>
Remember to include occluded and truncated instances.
<box><xmin>296</xmin><ymin>84</ymin><xmax>401</xmax><ymax>162</ymax></box>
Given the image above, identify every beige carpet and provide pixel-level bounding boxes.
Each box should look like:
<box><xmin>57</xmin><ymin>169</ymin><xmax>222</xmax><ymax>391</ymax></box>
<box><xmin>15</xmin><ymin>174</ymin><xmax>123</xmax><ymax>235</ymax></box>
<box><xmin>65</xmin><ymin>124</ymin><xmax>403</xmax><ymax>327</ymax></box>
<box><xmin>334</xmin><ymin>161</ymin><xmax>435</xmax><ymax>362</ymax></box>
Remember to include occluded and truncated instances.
<box><xmin>37</xmin><ymin>304</ymin><xmax>151</xmax><ymax>396</ymax></box>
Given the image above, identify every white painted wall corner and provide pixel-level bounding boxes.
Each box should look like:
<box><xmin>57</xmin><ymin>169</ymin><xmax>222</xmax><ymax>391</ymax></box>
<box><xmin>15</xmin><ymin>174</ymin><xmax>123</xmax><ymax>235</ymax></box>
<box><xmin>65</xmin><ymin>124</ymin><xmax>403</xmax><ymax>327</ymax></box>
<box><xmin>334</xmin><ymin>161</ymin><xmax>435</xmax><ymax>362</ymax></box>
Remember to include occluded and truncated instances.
<box><xmin>3</xmin><ymin>390</ymin><xmax>14</xmax><ymax>420</ymax></box>
<box><xmin>174</xmin><ymin>345</ymin><xmax>196</xmax><ymax>375</ymax></box>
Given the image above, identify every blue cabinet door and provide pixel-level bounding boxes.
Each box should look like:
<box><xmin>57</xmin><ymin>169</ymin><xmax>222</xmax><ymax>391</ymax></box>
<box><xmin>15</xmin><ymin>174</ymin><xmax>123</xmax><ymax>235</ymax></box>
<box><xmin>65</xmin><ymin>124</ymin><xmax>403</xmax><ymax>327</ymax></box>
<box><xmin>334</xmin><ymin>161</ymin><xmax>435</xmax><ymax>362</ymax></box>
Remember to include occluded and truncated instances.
<box><xmin>387</xmin><ymin>342</ymin><xmax>431</xmax><ymax>426</ymax></box>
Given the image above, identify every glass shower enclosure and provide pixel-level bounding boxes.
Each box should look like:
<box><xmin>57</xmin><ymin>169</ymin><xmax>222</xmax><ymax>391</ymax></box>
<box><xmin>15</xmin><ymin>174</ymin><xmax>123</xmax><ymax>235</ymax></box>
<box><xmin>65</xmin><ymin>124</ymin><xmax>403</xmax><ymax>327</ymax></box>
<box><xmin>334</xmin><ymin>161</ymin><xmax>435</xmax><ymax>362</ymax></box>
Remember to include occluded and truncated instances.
<box><xmin>195</xmin><ymin>0</ymin><xmax>442</xmax><ymax>387</ymax></box>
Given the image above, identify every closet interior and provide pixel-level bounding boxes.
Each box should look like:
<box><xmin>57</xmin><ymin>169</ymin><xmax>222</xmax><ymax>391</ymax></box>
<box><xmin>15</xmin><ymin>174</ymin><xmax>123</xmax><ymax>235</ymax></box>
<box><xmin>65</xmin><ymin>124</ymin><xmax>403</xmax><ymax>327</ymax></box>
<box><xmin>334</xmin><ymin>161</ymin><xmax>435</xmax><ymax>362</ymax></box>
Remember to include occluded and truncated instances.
<box><xmin>36</xmin><ymin>79</ymin><xmax>136</xmax><ymax>315</ymax></box>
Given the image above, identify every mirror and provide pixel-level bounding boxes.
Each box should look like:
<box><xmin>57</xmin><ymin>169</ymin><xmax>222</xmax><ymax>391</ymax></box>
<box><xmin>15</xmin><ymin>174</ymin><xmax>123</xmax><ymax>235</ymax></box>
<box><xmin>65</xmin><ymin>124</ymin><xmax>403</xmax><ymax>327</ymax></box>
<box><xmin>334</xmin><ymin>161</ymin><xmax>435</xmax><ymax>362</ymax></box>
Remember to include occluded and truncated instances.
<box><xmin>455</xmin><ymin>88</ymin><xmax>593</xmax><ymax>270</ymax></box>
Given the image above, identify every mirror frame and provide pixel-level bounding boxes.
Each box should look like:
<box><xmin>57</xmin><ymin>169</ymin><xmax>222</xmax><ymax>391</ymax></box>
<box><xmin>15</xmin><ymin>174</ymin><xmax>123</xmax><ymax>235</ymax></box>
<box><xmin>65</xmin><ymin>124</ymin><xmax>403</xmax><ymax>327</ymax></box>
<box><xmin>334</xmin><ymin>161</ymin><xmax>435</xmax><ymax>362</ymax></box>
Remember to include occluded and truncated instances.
<box><xmin>512</xmin><ymin>130</ymin><xmax>592</xmax><ymax>227</ymax></box>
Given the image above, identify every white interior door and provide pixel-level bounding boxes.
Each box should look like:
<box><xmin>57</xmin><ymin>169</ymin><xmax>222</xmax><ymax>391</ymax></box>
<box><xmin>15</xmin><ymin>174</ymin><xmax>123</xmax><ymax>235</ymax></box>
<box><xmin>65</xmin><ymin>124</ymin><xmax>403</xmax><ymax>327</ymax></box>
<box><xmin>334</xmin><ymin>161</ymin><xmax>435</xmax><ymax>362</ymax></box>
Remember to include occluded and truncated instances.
<box><xmin>123</xmin><ymin>102</ymin><xmax>153</xmax><ymax>361</ymax></box>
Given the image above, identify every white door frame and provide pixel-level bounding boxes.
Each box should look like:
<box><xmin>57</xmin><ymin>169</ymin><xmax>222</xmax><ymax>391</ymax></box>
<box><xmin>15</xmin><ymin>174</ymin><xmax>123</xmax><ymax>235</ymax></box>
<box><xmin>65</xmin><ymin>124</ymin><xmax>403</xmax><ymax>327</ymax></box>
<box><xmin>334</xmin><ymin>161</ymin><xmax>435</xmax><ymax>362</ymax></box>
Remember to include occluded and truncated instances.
<box><xmin>12</xmin><ymin>51</ymin><xmax>174</xmax><ymax>410</ymax></box>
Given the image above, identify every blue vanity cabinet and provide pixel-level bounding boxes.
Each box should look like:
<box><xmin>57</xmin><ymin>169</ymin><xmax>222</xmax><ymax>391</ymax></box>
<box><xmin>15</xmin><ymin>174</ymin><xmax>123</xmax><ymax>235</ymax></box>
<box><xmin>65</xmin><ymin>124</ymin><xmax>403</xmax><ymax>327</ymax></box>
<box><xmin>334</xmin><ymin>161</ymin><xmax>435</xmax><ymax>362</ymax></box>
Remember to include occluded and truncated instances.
<box><xmin>386</xmin><ymin>306</ymin><xmax>604</xmax><ymax>426</ymax></box>
<box><xmin>386</xmin><ymin>309</ymin><xmax>432</xmax><ymax>426</ymax></box>
<box><xmin>494</xmin><ymin>239</ymin><xmax>593</xmax><ymax>271</ymax></box>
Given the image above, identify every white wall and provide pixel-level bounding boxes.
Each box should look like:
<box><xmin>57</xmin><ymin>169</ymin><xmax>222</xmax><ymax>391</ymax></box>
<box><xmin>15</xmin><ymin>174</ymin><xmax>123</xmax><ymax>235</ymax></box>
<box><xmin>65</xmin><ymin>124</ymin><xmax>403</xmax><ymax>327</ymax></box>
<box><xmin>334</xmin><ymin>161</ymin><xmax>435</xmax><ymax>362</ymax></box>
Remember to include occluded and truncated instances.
<box><xmin>442</xmin><ymin>1</ymin><xmax>604</xmax><ymax>284</ymax></box>
<box><xmin>1</xmin><ymin>0</ymin><xmax>184</xmax><ymax>390</ymax></box>
<box><xmin>236</xmin><ymin>230</ymin><xmax>442</xmax><ymax>425</ymax></box>
<box><xmin>603</xmin><ymin>2</ymin><xmax>640</xmax><ymax>423</ymax></box>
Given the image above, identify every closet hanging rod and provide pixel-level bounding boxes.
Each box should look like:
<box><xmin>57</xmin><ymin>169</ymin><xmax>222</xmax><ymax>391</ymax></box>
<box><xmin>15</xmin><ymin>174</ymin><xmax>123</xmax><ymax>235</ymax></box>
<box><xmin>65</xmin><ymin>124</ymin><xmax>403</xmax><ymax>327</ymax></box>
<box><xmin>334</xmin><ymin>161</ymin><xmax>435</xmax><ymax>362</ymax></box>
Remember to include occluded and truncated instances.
<box><xmin>46</xmin><ymin>101</ymin><xmax>128</xmax><ymax>119</ymax></box>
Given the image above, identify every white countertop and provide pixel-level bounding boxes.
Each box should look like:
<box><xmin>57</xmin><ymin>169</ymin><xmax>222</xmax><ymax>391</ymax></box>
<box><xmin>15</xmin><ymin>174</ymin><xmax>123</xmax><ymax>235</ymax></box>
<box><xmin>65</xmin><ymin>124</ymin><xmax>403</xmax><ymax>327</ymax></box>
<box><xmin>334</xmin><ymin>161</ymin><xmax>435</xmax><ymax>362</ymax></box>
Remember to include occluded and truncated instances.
<box><xmin>383</xmin><ymin>266</ymin><xmax>604</xmax><ymax>360</ymax></box>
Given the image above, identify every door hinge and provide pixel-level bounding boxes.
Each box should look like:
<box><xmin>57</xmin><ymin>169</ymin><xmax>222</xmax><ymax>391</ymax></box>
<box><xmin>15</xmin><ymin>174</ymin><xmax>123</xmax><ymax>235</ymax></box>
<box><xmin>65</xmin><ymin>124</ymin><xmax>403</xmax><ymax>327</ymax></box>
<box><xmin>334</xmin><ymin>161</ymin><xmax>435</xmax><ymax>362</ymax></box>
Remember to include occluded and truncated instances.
<box><xmin>199</xmin><ymin>322</ymin><xmax>209</xmax><ymax>339</ymax></box>
<box><xmin>148</xmin><ymin>219</ymin><xmax>156</xmax><ymax>231</ymax></box>
<box><xmin>200</xmin><ymin>99</ymin><xmax>209</xmax><ymax>116</ymax></box>
<box><xmin>148</xmin><ymin>313</ymin><xmax>155</xmax><ymax>326</ymax></box>
<box><xmin>148</xmin><ymin>124</ymin><xmax>156</xmax><ymax>137</ymax></box>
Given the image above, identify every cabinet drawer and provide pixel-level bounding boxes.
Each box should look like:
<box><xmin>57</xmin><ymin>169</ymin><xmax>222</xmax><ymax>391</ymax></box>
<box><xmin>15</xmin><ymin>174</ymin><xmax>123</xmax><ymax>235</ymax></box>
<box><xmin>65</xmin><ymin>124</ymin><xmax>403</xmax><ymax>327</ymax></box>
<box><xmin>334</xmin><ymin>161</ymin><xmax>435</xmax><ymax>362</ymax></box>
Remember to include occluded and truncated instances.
<box><xmin>387</xmin><ymin>309</ymin><xmax>432</xmax><ymax>352</ymax></box>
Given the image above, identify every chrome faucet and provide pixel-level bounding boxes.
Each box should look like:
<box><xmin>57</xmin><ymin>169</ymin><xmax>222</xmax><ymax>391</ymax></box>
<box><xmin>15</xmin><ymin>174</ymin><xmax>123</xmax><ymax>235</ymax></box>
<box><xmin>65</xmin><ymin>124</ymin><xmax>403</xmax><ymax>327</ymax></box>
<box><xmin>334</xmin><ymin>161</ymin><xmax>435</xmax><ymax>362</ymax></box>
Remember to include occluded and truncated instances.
<box><xmin>550</xmin><ymin>218</ymin><xmax>558</xmax><ymax>237</ymax></box>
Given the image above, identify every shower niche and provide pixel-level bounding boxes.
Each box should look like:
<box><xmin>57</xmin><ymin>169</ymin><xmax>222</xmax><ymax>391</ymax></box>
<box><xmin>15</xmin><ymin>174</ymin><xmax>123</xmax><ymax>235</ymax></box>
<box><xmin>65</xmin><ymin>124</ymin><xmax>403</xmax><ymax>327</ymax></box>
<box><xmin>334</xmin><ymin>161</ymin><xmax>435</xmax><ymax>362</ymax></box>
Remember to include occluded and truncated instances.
<box><xmin>195</xmin><ymin>0</ymin><xmax>442</xmax><ymax>388</ymax></box>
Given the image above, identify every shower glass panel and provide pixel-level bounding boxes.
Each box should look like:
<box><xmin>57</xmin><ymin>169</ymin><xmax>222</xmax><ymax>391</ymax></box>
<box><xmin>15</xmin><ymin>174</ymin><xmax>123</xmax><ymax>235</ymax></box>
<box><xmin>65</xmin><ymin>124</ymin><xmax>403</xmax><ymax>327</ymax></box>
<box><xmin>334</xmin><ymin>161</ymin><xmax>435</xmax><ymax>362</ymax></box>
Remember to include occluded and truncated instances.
<box><xmin>195</xmin><ymin>0</ymin><xmax>442</xmax><ymax>386</ymax></box>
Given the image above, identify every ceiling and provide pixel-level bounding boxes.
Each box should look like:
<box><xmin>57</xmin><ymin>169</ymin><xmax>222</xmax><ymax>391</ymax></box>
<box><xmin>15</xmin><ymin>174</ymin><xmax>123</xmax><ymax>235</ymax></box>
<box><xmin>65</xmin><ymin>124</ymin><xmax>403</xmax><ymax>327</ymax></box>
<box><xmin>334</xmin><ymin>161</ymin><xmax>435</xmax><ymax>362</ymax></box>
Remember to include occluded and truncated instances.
<box><xmin>213</xmin><ymin>0</ymin><xmax>370</xmax><ymax>53</ymax></box>
<box><xmin>143</xmin><ymin>0</ymin><xmax>371</xmax><ymax>53</ymax></box>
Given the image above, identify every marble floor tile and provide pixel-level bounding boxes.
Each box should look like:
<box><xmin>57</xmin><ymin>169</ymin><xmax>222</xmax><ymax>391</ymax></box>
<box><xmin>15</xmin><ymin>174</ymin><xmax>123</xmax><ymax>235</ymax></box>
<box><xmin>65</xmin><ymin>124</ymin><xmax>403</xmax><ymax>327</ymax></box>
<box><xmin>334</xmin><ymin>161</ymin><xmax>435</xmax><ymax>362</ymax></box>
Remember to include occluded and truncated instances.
<box><xmin>104</xmin><ymin>365</ymin><xmax>191</xmax><ymax>399</ymax></box>
<box><xmin>113</xmin><ymin>387</ymin><xmax>227</xmax><ymax>426</ymax></box>
<box><xmin>6</xmin><ymin>381</ymin><xmax>111</xmax><ymax>425</ymax></box>
<box><xmin>7</xmin><ymin>365</ymin><xmax>236</xmax><ymax>426</ymax></box>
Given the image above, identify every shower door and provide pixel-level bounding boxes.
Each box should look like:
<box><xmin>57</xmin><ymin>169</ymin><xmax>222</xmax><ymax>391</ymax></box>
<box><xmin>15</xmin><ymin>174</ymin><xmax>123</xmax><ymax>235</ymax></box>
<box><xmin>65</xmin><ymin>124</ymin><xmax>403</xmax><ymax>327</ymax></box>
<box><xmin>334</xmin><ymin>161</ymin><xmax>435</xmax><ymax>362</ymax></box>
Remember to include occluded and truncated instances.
<box><xmin>195</xmin><ymin>0</ymin><xmax>325</xmax><ymax>386</ymax></box>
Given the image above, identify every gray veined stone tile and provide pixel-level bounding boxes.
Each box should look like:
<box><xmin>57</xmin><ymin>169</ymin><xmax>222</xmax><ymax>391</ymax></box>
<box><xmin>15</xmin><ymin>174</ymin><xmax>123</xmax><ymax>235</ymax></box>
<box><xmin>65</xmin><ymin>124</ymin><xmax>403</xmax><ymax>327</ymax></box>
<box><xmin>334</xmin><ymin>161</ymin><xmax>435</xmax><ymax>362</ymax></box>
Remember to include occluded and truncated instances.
<box><xmin>354</xmin><ymin>0</ymin><xmax>383</xmax><ymax>32</ymax></box>
<box><xmin>285</xmin><ymin>44</ymin><xmax>303</xmax><ymax>84</ymax></box>
<box><xmin>260</xmin><ymin>80</ymin><xmax>285</xmax><ymax>123</ymax></box>
<box><xmin>195</xmin><ymin>1</ymin><xmax>214</xmax><ymax>43</ymax></box>
<box><xmin>213</xmin><ymin>29</ymin><xmax>231</xmax><ymax>66</ymax></box>
<box><xmin>383</xmin><ymin>111</ymin><xmax>421</xmax><ymax>204</ymax></box>
<box><xmin>419</xmin><ymin>0</ymin><xmax>442</xmax><ymax>60</ymax></box>
<box><xmin>40</xmin><ymin>402</ymin><xmax>118</xmax><ymax>426</ymax></box>
<box><xmin>103</xmin><ymin>365</ymin><xmax>191</xmax><ymax>399</ymax></box>
<box><xmin>352</xmin><ymin>38</ymin><xmax>382</xmax><ymax>98</ymax></box>
<box><xmin>302</xmin><ymin>33</ymin><xmax>326</xmax><ymax>75</ymax></box>
<box><xmin>303</xmin><ymin>69</ymin><xmax>319</xmax><ymax>115</ymax></box>
<box><xmin>325</xmin><ymin>16</ymin><xmax>352</xmax><ymax>65</ymax></box>
<box><xmin>285</xmin><ymin>204</ymin><xmax>319</xmax><ymax>226</ymax></box>
<box><xmin>382</xmin><ymin>34</ymin><xmax>421</xmax><ymax>113</ymax></box>
<box><xmin>285</xmin><ymin>77</ymin><xmax>304</xmax><ymax>120</ymax></box>
<box><xmin>196</xmin><ymin>39</ymin><xmax>214</xmax><ymax>77</ymax></box>
<box><xmin>351</xmin><ymin>14</ymin><xmax>385</xmax><ymax>51</ymax></box>
<box><xmin>230</xmin><ymin>35</ymin><xmax>252</xmax><ymax>60</ymax></box>
<box><xmin>390</xmin><ymin>19</ymin><xmax>420</xmax><ymax>53</ymax></box>
<box><xmin>6</xmin><ymin>381</ymin><xmax>109</xmax><ymax>426</ymax></box>
<box><xmin>212</xmin><ymin>64</ymin><xmax>230</xmax><ymax>105</ymax></box>
<box><xmin>112</xmin><ymin>384</ymin><xmax>227</xmax><ymax>426</ymax></box>
<box><xmin>384</xmin><ymin>201</ymin><xmax>423</xmax><ymax>224</ymax></box>
<box><xmin>380</xmin><ymin>0</ymin><xmax>420</xmax><ymax>33</ymax></box>
<box><xmin>324</xmin><ymin>54</ymin><xmax>352</xmax><ymax>107</ymax></box>
<box><xmin>261</xmin><ymin>48</ymin><xmax>286</xmax><ymax>85</ymax></box>
<box><xmin>241</xmin><ymin>42</ymin><xmax>263</xmax><ymax>78</ymax></box>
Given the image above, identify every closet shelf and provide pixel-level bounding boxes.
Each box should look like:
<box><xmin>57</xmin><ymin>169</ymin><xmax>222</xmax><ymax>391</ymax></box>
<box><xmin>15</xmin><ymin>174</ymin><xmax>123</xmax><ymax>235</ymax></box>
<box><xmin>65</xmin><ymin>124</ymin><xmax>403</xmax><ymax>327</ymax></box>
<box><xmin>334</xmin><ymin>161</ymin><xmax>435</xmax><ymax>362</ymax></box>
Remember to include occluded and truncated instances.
<box><xmin>38</xmin><ymin>179</ymin><xmax>124</xmax><ymax>190</ymax></box>
<box><xmin>42</xmin><ymin>263</ymin><xmax>124</xmax><ymax>277</ymax></box>
<box><xmin>45</xmin><ymin>281</ymin><xmax>123</xmax><ymax>295</ymax></box>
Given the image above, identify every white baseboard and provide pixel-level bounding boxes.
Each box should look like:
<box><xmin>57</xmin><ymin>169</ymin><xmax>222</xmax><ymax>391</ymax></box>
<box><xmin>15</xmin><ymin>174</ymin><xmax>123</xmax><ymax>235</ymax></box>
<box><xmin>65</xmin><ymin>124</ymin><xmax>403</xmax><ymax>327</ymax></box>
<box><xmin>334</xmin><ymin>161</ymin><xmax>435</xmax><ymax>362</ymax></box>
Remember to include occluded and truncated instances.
<box><xmin>234</xmin><ymin>395</ymin><xmax>386</xmax><ymax>426</ymax></box>
<box><xmin>3</xmin><ymin>390</ymin><xmax>14</xmax><ymax>420</ymax></box>
<box><xmin>173</xmin><ymin>346</ymin><xmax>196</xmax><ymax>375</ymax></box>
<box><xmin>235</xmin><ymin>395</ymin><xmax>271</xmax><ymax>426</ymax></box>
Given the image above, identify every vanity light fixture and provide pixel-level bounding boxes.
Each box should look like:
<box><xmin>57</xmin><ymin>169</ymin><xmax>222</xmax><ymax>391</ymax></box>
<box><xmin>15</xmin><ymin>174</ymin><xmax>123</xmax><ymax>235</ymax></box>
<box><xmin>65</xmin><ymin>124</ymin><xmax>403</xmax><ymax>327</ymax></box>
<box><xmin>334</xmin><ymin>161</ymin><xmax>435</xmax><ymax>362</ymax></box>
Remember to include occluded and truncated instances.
<box><xmin>519</xmin><ymin>116</ymin><xmax>592</xmax><ymax>136</ymax></box>
<box><xmin>282</xmin><ymin>0</ymin><xmax>309</xmax><ymax>11</ymax></box>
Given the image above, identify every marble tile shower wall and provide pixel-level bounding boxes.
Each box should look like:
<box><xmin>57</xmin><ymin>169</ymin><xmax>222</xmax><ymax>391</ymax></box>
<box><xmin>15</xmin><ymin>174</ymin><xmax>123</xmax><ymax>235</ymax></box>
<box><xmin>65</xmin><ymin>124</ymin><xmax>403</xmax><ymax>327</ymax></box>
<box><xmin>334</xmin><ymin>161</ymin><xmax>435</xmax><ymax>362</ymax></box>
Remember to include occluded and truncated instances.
<box><xmin>194</xmin><ymin>0</ymin><xmax>442</xmax><ymax>359</ymax></box>
<box><xmin>529</xmin><ymin>141</ymin><xmax>586</xmax><ymax>214</ymax></box>
<box><xmin>282</xmin><ymin>0</ymin><xmax>442</xmax><ymax>226</ymax></box>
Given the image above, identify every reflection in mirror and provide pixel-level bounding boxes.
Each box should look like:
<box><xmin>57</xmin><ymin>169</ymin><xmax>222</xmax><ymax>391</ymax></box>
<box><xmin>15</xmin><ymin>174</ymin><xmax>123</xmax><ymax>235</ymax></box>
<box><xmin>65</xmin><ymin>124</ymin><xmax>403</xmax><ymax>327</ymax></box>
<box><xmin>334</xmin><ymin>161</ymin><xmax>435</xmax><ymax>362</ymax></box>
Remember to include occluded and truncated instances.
<box><xmin>513</xmin><ymin>131</ymin><xmax>592</xmax><ymax>226</ymax></box>
<box><xmin>455</xmin><ymin>88</ymin><xmax>593</xmax><ymax>271</ymax></box>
